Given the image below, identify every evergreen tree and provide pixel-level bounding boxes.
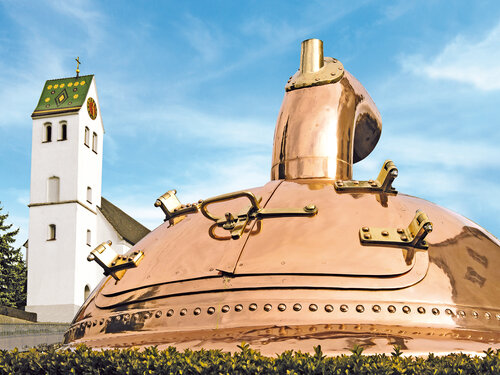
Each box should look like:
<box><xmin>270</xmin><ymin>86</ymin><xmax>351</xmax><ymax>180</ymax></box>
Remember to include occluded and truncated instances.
<box><xmin>0</xmin><ymin>202</ymin><xmax>27</xmax><ymax>308</ymax></box>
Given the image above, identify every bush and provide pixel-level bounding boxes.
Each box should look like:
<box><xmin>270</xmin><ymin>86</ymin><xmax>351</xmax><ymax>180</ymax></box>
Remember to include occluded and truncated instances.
<box><xmin>0</xmin><ymin>343</ymin><xmax>499</xmax><ymax>374</ymax></box>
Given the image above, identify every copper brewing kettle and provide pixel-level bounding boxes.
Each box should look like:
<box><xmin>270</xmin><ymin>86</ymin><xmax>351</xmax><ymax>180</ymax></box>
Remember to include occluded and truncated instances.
<box><xmin>66</xmin><ymin>39</ymin><xmax>500</xmax><ymax>355</ymax></box>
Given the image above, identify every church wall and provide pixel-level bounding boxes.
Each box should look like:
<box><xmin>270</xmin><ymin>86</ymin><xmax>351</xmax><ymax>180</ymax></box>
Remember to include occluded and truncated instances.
<box><xmin>26</xmin><ymin>204</ymin><xmax>78</xmax><ymax>322</ymax></box>
<box><xmin>30</xmin><ymin>114</ymin><xmax>80</xmax><ymax>204</ymax></box>
<box><xmin>76</xmin><ymin>78</ymin><xmax>103</xmax><ymax>210</ymax></box>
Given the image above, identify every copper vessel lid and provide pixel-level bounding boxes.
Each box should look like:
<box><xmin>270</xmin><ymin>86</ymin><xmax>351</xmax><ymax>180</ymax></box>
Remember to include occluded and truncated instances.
<box><xmin>68</xmin><ymin>39</ymin><xmax>500</xmax><ymax>356</ymax></box>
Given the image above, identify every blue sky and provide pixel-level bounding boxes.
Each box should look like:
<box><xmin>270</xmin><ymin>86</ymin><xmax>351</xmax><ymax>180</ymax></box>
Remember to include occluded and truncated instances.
<box><xmin>1</xmin><ymin>0</ymin><xmax>499</xmax><ymax>249</ymax></box>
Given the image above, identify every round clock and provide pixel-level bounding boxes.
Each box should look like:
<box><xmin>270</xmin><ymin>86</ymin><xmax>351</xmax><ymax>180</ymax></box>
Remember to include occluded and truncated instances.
<box><xmin>87</xmin><ymin>97</ymin><xmax>97</xmax><ymax>120</ymax></box>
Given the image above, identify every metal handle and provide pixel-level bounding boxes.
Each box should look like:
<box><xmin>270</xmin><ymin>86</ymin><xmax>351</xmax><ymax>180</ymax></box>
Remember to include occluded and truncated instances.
<box><xmin>199</xmin><ymin>191</ymin><xmax>261</xmax><ymax>222</ymax></box>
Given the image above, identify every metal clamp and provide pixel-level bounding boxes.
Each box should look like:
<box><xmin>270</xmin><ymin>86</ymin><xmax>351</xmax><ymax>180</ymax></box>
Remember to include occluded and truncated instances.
<box><xmin>154</xmin><ymin>190</ymin><xmax>199</xmax><ymax>226</ymax></box>
<box><xmin>334</xmin><ymin>160</ymin><xmax>398</xmax><ymax>194</ymax></box>
<box><xmin>359</xmin><ymin>210</ymin><xmax>433</xmax><ymax>250</ymax></box>
<box><xmin>201</xmin><ymin>190</ymin><xmax>318</xmax><ymax>240</ymax></box>
<box><xmin>87</xmin><ymin>241</ymin><xmax>144</xmax><ymax>281</ymax></box>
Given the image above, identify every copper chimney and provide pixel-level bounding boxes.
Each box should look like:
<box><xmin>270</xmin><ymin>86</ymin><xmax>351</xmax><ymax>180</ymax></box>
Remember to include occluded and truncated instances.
<box><xmin>66</xmin><ymin>39</ymin><xmax>500</xmax><ymax>355</ymax></box>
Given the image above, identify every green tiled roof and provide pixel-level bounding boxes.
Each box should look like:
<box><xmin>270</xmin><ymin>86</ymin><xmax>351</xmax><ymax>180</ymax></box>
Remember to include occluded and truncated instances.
<box><xmin>32</xmin><ymin>74</ymin><xmax>94</xmax><ymax>118</ymax></box>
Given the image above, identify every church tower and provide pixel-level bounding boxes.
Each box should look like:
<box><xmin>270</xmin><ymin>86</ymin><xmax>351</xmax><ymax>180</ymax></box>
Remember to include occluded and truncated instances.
<box><xmin>26</xmin><ymin>70</ymin><xmax>104</xmax><ymax>322</ymax></box>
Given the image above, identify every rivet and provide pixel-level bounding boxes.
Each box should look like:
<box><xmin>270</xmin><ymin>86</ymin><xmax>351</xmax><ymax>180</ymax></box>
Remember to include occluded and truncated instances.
<box><xmin>194</xmin><ymin>308</ymin><xmax>201</xmax><ymax>316</ymax></box>
<box><xmin>362</xmin><ymin>227</ymin><xmax>369</xmax><ymax>232</ymax></box>
<box><xmin>485</xmin><ymin>312</ymin><xmax>491</xmax><ymax>319</ymax></box>
<box><xmin>278</xmin><ymin>303</ymin><xmax>286</xmax><ymax>311</ymax></box>
<box><xmin>264</xmin><ymin>304</ymin><xmax>272</xmax><ymax>312</ymax></box>
<box><xmin>372</xmin><ymin>305</ymin><xmax>381</xmax><ymax>313</ymax></box>
<box><xmin>458</xmin><ymin>310</ymin><xmax>465</xmax><ymax>317</ymax></box>
<box><xmin>309</xmin><ymin>304</ymin><xmax>318</xmax><ymax>312</ymax></box>
<box><xmin>155</xmin><ymin>311</ymin><xmax>162</xmax><ymax>318</ymax></box>
<box><xmin>356</xmin><ymin>305</ymin><xmax>364</xmax><ymax>313</ymax></box>
<box><xmin>314</xmin><ymin>77</ymin><xmax>320</xmax><ymax>81</ymax></box>
<box><xmin>417</xmin><ymin>307</ymin><xmax>426</xmax><ymax>314</ymax></box>
<box><xmin>400</xmin><ymin>236</ymin><xmax>408</xmax><ymax>241</ymax></box>
<box><xmin>403</xmin><ymin>306</ymin><xmax>411</xmax><ymax>314</ymax></box>
<box><xmin>472</xmin><ymin>311</ymin><xmax>478</xmax><ymax>319</ymax></box>
<box><xmin>496</xmin><ymin>314</ymin><xmax>500</xmax><ymax>320</ymax></box>
<box><xmin>249</xmin><ymin>303</ymin><xmax>257</xmax><ymax>311</ymax></box>
<box><xmin>337</xmin><ymin>181</ymin><xmax>344</xmax><ymax>186</ymax></box>
<box><xmin>445</xmin><ymin>308</ymin><xmax>453</xmax><ymax>316</ymax></box>
<box><xmin>388</xmin><ymin>305</ymin><xmax>396</xmax><ymax>313</ymax></box>
<box><xmin>368</xmin><ymin>179</ymin><xmax>374</xmax><ymax>183</ymax></box>
<box><xmin>364</xmin><ymin>234</ymin><xmax>372</xmax><ymax>240</ymax></box>
<box><xmin>340</xmin><ymin>304</ymin><xmax>348</xmax><ymax>312</ymax></box>
<box><xmin>397</xmin><ymin>228</ymin><xmax>404</xmax><ymax>234</ymax></box>
<box><xmin>207</xmin><ymin>307</ymin><xmax>215</xmax><ymax>315</ymax></box>
<box><xmin>167</xmin><ymin>309</ymin><xmax>174</xmax><ymax>317</ymax></box>
<box><xmin>325</xmin><ymin>304</ymin><xmax>333</xmax><ymax>313</ymax></box>
<box><xmin>235</xmin><ymin>304</ymin><xmax>243</xmax><ymax>312</ymax></box>
<box><xmin>293</xmin><ymin>303</ymin><xmax>302</xmax><ymax>311</ymax></box>
<box><xmin>381</xmin><ymin>231</ymin><xmax>389</xmax><ymax>236</ymax></box>
<box><xmin>353</xmin><ymin>180</ymin><xmax>359</xmax><ymax>185</ymax></box>
<box><xmin>305</xmin><ymin>204</ymin><xmax>316</xmax><ymax>211</ymax></box>
<box><xmin>222</xmin><ymin>305</ymin><xmax>230</xmax><ymax>313</ymax></box>
<box><xmin>180</xmin><ymin>309</ymin><xmax>187</xmax><ymax>316</ymax></box>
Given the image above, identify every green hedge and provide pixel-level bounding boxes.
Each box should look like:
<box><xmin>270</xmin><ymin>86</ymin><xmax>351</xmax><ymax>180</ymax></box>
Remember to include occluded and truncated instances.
<box><xmin>1</xmin><ymin>344</ymin><xmax>499</xmax><ymax>374</ymax></box>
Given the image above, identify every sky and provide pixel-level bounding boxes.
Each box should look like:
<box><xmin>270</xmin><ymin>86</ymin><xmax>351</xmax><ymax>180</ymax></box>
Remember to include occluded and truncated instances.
<box><xmin>0</xmin><ymin>0</ymin><xmax>499</xmax><ymax>250</ymax></box>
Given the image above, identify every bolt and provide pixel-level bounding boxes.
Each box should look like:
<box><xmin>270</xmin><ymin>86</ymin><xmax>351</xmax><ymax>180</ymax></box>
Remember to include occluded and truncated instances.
<box><xmin>391</xmin><ymin>170</ymin><xmax>398</xmax><ymax>177</ymax></box>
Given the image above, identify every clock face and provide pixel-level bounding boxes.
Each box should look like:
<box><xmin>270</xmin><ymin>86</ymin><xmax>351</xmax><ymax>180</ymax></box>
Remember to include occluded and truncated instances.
<box><xmin>87</xmin><ymin>97</ymin><xmax>97</xmax><ymax>120</ymax></box>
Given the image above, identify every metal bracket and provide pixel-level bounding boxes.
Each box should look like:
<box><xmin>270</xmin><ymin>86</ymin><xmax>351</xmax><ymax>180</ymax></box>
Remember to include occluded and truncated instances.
<box><xmin>87</xmin><ymin>241</ymin><xmax>144</xmax><ymax>281</ymax></box>
<box><xmin>334</xmin><ymin>160</ymin><xmax>398</xmax><ymax>194</ymax></box>
<box><xmin>200</xmin><ymin>191</ymin><xmax>318</xmax><ymax>240</ymax></box>
<box><xmin>359</xmin><ymin>210</ymin><xmax>433</xmax><ymax>250</ymax></box>
<box><xmin>154</xmin><ymin>190</ymin><xmax>199</xmax><ymax>226</ymax></box>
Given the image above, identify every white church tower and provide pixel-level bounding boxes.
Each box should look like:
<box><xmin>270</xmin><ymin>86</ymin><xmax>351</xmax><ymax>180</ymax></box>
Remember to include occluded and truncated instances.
<box><xmin>26</xmin><ymin>69</ymin><xmax>105</xmax><ymax>322</ymax></box>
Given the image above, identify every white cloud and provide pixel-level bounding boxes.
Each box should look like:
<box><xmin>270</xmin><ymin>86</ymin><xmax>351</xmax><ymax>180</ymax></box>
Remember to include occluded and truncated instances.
<box><xmin>401</xmin><ymin>22</ymin><xmax>500</xmax><ymax>91</ymax></box>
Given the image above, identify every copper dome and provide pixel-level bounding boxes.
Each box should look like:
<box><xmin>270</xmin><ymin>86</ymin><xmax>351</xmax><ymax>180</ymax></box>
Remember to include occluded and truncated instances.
<box><xmin>65</xmin><ymin>39</ymin><xmax>500</xmax><ymax>355</ymax></box>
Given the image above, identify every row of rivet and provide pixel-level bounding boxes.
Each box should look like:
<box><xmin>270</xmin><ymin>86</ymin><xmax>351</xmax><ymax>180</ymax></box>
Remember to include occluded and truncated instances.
<box><xmin>74</xmin><ymin>304</ymin><xmax>500</xmax><ymax>331</ymax></box>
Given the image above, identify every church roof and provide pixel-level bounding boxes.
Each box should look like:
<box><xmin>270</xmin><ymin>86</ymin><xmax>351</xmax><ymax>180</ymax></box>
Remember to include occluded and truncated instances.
<box><xmin>32</xmin><ymin>75</ymin><xmax>94</xmax><ymax>118</ymax></box>
<box><xmin>99</xmin><ymin>197</ymin><xmax>150</xmax><ymax>245</ymax></box>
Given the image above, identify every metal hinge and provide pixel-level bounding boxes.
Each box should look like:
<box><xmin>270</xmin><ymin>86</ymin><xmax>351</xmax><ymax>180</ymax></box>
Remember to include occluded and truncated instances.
<box><xmin>87</xmin><ymin>241</ymin><xmax>144</xmax><ymax>281</ymax></box>
<box><xmin>334</xmin><ymin>160</ymin><xmax>398</xmax><ymax>194</ymax></box>
<box><xmin>155</xmin><ymin>189</ymin><xmax>318</xmax><ymax>240</ymax></box>
<box><xmin>359</xmin><ymin>210</ymin><xmax>433</xmax><ymax>250</ymax></box>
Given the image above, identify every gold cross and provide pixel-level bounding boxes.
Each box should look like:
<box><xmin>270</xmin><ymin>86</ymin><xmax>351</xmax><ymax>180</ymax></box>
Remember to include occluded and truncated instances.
<box><xmin>75</xmin><ymin>57</ymin><xmax>81</xmax><ymax>77</ymax></box>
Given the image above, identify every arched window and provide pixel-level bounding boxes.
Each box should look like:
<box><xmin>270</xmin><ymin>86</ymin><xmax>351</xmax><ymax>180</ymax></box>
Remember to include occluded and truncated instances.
<box><xmin>84</xmin><ymin>127</ymin><xmax>90</xmax><ymax>146</ymax></box>
<box><xmin>92</xmin><ymin>132</ymin><xmax>98</xmax><ymax>153</ymax></box>
<box><xmin>43</xmin><ymin>122</ymin><xmax>52</xmax><ymax>142</ymax></box>
<box><xmin>60</xmin><ymin>122</ymin><xmax>67</xmax><ymax>141</ymax></box>
<box><xmin>86</xmin><ymin>229</ymin><xmax>91</xmax><ymax>246</ymax></box>
<box><xmin>48</xmin><ymin>224</ymin><xmax>56</xmax><ymax>240</ymax></box>
<box><xmin>84</xmin><ymin>285</ymin><xmax>90</xmax><ymax>301</ymax></box>
<box><xmin>47</xmin><ymin>176</ymin><xmax>60</xmax><ymax>202</ymax></box>
<box><xmin>87</xmin><ymin>186</ymin><xmax>92</xmax><ymax>203</ymax></box>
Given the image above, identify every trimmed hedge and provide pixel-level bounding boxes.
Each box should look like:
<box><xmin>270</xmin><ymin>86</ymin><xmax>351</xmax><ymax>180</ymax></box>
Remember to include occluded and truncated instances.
<box><xmin>1</xmin><ymin>343</ymin><xmax>499</xmax><ymax>374</ymax></box>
